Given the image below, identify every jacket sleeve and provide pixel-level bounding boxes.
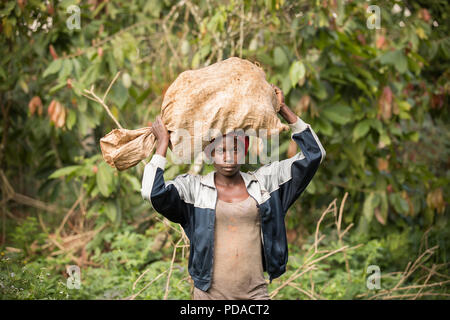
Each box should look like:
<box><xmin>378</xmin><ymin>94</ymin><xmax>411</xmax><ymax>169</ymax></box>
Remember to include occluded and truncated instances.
<box><xmin>253</xmin><ymin>116</ymin><xmax>326</xmax><ymax>214</ymax></box>
<box><xmin>141</xmin><ymin>154</ymin><xmax>194</xmax><ymax>227</ymax></box>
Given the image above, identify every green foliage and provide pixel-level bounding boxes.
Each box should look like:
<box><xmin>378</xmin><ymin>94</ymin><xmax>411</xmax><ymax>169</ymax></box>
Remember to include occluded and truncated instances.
<box><xmin>10</xmin><ymin>217</ymin><xmax>44</xmax><ymax>255</ymax></box>
<box><xmin>2</xmin><ymin>213</ymin><xmax>448</xmax><ymax>300</ymax></box>
<box><xmin>0</xmin><ymin>253</ymin><xmax>70</xmax><ymax>299</ymax></box>
<box><xmin>269</xmin><ymin>214</ymin><xmax>450</xmax><ymax>300</ymax></box>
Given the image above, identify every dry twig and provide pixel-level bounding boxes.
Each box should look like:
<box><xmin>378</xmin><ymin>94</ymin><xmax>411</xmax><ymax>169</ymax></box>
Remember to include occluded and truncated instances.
<box><xmin>269</xmin><ymin>194</ymin><xmax>362</xmax><ymax>300</ymax></box>
<box><xmin>82</xmin><ymin>72</ymin><xmax>123</xmax><ymax>129</ymax></box>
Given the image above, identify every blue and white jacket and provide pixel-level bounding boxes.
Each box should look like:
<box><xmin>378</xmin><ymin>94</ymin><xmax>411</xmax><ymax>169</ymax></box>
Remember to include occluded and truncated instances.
<box><xmin>141</xmin><ymin>116</ymin><xmax>326</xmax><ymax>291</ymax></box>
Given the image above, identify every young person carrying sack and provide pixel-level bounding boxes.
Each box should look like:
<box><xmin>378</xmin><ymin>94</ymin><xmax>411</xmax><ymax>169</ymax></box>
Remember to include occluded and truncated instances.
<box><xmin>142</xmin><ymin>81</ymin><xmax>326</xmax><ymax>300</ymax></box>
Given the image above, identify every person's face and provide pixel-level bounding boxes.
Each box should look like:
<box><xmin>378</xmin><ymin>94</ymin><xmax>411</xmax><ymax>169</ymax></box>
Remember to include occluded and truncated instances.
<box><xmin>211</xmin><ymin>136</ymin><xmax>245</xmax><ymax>176</ymax></box>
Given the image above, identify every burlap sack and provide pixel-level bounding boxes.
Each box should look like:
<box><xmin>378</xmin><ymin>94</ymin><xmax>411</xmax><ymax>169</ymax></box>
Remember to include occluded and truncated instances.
<box><xmin>100</xmin><ymin>57</ymin><xmax>289</xmax><ymax>171</ymax></box>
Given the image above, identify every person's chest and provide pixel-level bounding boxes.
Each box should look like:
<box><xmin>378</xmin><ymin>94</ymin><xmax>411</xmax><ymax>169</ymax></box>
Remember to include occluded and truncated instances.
<box><xmin>215</xmin><ymin>183</ymin><xmax>250</xmax><ymax>202</ymax></box>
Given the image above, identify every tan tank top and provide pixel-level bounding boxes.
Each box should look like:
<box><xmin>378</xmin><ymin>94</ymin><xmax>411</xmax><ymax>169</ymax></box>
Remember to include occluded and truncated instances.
<box><xmin>193</xmin><ymin>196</ymin><xmax>269</xmax><ymax>300</ymax></box>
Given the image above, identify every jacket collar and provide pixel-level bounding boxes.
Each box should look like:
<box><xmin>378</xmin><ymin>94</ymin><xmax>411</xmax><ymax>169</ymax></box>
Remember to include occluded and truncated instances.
<box><xmin>200</xmin><ymin>170</ymin><xmax>258</xmax><ymax>189</ymax></box>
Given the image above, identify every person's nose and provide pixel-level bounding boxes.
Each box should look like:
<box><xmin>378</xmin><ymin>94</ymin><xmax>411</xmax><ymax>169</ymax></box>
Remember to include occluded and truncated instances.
<box><xmin>224</xmin><ymin>150</ymin><xmax>234</xmax><ymax>163</ymax></box>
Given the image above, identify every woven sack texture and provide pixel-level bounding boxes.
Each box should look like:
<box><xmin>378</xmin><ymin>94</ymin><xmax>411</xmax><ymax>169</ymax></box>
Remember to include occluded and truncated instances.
<box><xmin>100</xmin><ymin>57</ymin><xmax>289</xmax><ymax>170</ymax></box>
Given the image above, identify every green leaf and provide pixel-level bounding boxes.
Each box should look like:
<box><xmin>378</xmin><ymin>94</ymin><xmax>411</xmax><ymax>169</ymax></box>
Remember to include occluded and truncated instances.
<box><xmin>0</xmin><ymin>2</ymin><xmax>15</xmax><ymax>17</ymax></box>
<box><xmin>357</xmin><ymin>192</ymin><xmax>376</xmax><ymax>234</ymax></box>
<box><xmin>306</xmin><ymin>180</ymin><xmax>316</xmax><ymax>194</ymax></box>
<box><xmin>136</xmin><ymin>88</ymin><xmax>151</xmax><ymax>104</ymax></box>
<box><xmin>122</xmin><ymin>72</ymin><xmax>132</xmax><ymax>89</ymax></box>
<box><xmin>352</xmin><ymin>119</ymin><xmax>371</xmax><ymax>141</ymax></box>
<box><xmin>49</xmin><ymin>81</ymin><xmax>67</xmax><ymax>94</ymax></box>
<box><xmin>104</xmin><ymin>200</ymin><xmax>117</xmax><ymax>223</ymax></box>
<box><xmin>369</xmin><ymin>118</ymin><xmax>383</xmax><ymax>133</ymax></box>
<box><xmin>164</xmin><ymin>165</ymin><xmax>180</xmax><ymax>181</ymax></box>
<box><xmin>289</xmin><ymin>61</ymin><xmax>305</xmax><ymax>88</ymax></box>
<box><xmin>397</xmin><ymin>100</ymin><xmax>411</xmax><ymax>111</ymax></box>
<box><xmin>398</xmin><ymin>100</ymin><xmax>411</xmax><ymax>119</ymax></box>
<box><xmin>274</xmin><ymin>47</ymin><xmax>288</xmax><ymax>67</ymax></box>
<box><xmin>49</xmin><ymin>165</ymin><xmax>81</xmax><ymax>179</ymax></box>
<box><xmin>111</xmin><ymin>82</ymin><xmax>128</xmax><ymax>109</ymax></box>
<box><xmin>206</xmin><ymin>12</ymin><xmax>224</xmax><ymax>33</ymax></box>
<box><xmin>389</xmin><ymin>193</ymin><xmax>409</xmax><ymax>215</ymax></box>
<box><xmin>440</xmin><ymin>37</ymin><xmax>450</xmax><ymax>59</ymax></box>
<box><xmin>144</xmin><ymin>0</ymin><xmax>162</xmax><ymax>18</ymax></box>
<box><xmin>43</xmin><ymin>59</ymin><xmax>63</xmax><ymax>78</ymax></box>
<box><xmin>363</xmin><ymin>193</ymin><xmax>376</xmax><ymax>221</ymax></box>
<box><xmin>407</xmin><ymin>131</ymin><xmax>419</xmax><ymax>142</ymax></box>
<box><xmin>312</xmin><ymin>80</ymin><xmax>328</xmax><ymax>100</ymax></box>
<box><xmin>375</xmin><ymin>191</ymin><xmax>388</xmax><ymax>224</ymax></box>
<box><xmin>80</xmin><ymin>63</ymin><xmax>100</xmax><ymax>86</ymax></box>
<box><xmin>281</xmin><ymin>75</ymin><xmax>291</xmax><ymax>95</ymax></box>
<box><xmin>58</xmin><ymin>59</ymin><xmax>73</xmax><ymax>80</ymax></box>
<box><xmin>71</xmin><ymin>58</ymin><xmax>81</xmax><ymax>78</ymax></box>
<box><xmin>96</xmin><ymin>162</ymin><xmax>115</xmax><ymax>197</ymax></box>
<box><xmin>378</xmin><ymin>50</ymin><xmax>408</xmax><ymax>74</ymax></box>
<box><xmin>264</xmin><ymin>0</ymin><xmax>274</xmax><ymax>11</ymax></box>
<box><xmin>315</xmin><ymin>117</ymin><xmax>333</xmax><ymax>136</ymax></box>
<box><xmin>345</xmin><ymin>73</ymin><xmax>371</xmax><ymax>97</ymax></box>
<box><xmin>112</xmin><ymin>38</ymin><xmax>125</xmax><ymax>67</ymax></box>
<box><xmin>379</xmin><ymin>131</ymin><xmax>391</xmax><ymax>146</ymax></box>
<box><xmin>107</xmin><ymin>50</ymin><xmax>118</xmax><ymax>75</ymax></box>
<box><xmin>123</xmin><ymin>173</ymin><xmax>141</xmax><ymax>192</ymax></box>
<box><xmin>322</xmin><ymin>104</ymin><xmax>353</xmax><ymax>125</ymax></box>
<box><xmin>67</xmin><ymin>109</ymin><xmax>77</xmax><ymax>130</ymax></box>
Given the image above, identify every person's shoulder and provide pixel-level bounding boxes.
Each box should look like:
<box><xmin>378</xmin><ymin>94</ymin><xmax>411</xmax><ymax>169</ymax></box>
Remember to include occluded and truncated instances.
<box><xmin>167</xmin><ymin>173</ymin><xmax>200</xmax><ymax>203</ymax></box>
<box><xmin>250</xmin><ymin>160</ymin><xmax>281</xmax><ymax>178</ymax></box>
<box><xmin>173</xmin><ymin>172</ymin><xmax>200</xmax><ymax>184</ymax></box>
<box><xmin>248</xmin><ymin>162</ymin><xmax>284</xmax><ymax>194</ymax></box>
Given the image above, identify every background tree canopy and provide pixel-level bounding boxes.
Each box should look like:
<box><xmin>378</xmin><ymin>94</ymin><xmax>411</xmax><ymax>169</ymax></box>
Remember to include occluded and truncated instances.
<box><xmin>0</xmin><ymin>0</ymin><xmax>449</xmax><ymax>300</ymax></box>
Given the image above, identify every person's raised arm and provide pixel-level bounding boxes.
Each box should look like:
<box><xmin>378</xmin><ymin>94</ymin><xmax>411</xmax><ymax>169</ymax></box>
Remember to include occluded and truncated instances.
<box><xmin>141</xmin><ymin>116</ymin><xmax>192</xmax><ymax>226</ymax></box>
<box><xmin>254</xmin><ymin>85</ymin><xmax>326</xmax><ymax>214</ymax></box>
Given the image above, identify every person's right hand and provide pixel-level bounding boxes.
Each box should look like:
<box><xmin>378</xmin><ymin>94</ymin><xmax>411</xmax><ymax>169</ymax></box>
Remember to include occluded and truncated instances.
<box><xmin>152</xmin><ymin>115</ymin><xmax>170</xmax><ymax>156</ymax></box>
<box><xmin>270</xmin><ymin>84</ymin><xmax>298</xmax><ymax>124</ymax></box>
<box><xmin>271</xmin><ymin>84</ymin><xmax>286</xmax><ymax>109</ymax></box>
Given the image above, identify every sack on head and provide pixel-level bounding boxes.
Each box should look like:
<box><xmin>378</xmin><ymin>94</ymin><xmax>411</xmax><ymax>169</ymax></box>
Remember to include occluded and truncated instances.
<box><xmin>100</xmin><ymin>57</ymin><xmax>289</xmax><ymax>171</ymax></box>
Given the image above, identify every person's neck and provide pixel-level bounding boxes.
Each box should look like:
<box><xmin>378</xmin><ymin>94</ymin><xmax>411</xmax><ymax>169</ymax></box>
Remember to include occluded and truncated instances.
<box><xmin>214</xmin><ymin>171</ymin><xmax>242</xmax><ymax>187</ymax></box>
